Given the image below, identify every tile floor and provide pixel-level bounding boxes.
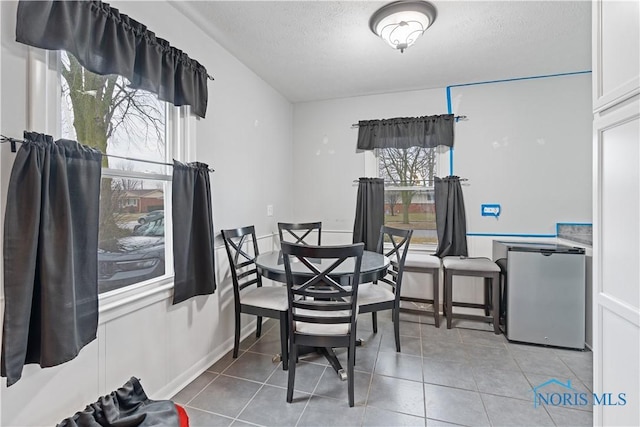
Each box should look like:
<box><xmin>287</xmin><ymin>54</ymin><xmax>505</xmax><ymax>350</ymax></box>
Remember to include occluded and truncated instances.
<box><xmin>172</xmin><ymin>311</ymin><xmax>593</xmax><ymax>426</ymax></box>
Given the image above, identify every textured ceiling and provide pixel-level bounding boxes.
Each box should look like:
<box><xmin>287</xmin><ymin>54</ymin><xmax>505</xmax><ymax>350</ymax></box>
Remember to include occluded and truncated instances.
<box><xmin>171</xmin><ymin>1</ymin><xmax>592</xmax><ymax>103</ymax></box>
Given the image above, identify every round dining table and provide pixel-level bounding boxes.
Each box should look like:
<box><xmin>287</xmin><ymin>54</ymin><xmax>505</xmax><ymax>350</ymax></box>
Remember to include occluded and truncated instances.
<box><xmin>255</xmin><ymin>249</ymin><xmax>390</xmax><ymax>286</ymax></box>
<box><xmin>254</xmin><ymin>249</ymin><xmax>390</xmax><ymax>380</ymax></box>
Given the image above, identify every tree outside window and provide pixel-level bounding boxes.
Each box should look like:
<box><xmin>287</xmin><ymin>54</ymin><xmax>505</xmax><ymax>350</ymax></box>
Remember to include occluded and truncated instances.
<box><xmin>379</xmin><ymin>146</ymin><xmax>437</xmax><ymax>245</ymax></box>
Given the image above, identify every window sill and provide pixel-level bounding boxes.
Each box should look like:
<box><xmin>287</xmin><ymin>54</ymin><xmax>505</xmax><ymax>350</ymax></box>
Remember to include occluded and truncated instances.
<box><xmin>384</xmin><ymin>243</ymin><xmax>438</xmax><ymax>255</ymax></box>
<box><xmin>98</xmin><ymin>276</ymin><xmax>174</xmax><ymax>324</ymax></box>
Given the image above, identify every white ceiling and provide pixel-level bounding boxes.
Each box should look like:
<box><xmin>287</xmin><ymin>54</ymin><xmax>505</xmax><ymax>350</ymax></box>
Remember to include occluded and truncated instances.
<box><xmin>171</xmin><ymin>1</ymin><xmax>592</xmax><ymax>103</ymax></box>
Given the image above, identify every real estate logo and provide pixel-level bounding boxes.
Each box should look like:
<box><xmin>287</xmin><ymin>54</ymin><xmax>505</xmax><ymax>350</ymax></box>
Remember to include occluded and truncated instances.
<box><xmin>532</xmin><ymin>378</ymin><xmax>627</xmax><ymax>408</ymax></box>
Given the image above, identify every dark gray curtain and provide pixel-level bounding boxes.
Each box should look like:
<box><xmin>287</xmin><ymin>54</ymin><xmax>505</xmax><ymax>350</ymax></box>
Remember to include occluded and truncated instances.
<box><xmin>353</xmin><ymin>178</ymin><xmax>384</xmax><ymax>252</ymax></box>
<box><xmin>16</xmin><ymin>0</ymin><xmax>210</xmax><ymax>118</ymax></box>
<box><xmin>357</xmin><ymin>114</ymin><xmax>454</xmax><ymax>150</ymax></box>
<box><xmin>1</xmin><ymin>132</ymin><xmax>102</xmax><ymax>387</ymax></box>
<box><xmin>172</xmin><ymin>161</ymin><xmax>216</xmax><ymax>304</ymax></box>
<box><xmin>434</xmin><ymin>176</ymin><xmax>468</xmax><ymax>257</ymax></box>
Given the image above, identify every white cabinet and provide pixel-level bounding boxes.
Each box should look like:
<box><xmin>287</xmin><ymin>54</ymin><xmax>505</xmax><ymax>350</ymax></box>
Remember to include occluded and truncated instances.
<box><xmin>592</xmin><ymin>1</ymin><xmax>640</xmax><ymax>426</ymax></box>
<box><xmin>592</xmin><ymin>0</ymin><xmax>640</xmax><ymax>111</ymax></box>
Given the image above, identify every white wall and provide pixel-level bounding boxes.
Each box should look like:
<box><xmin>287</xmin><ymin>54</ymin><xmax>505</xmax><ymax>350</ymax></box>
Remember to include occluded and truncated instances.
<box><xmin>0</xmin><ymin>1</ymin><xmax>292</xmax><ymax>425</ymax></box>
<box><xmin>451</xmin><ymin>73</ymin><xmax>592</xmax><ymax>237</ymax></box>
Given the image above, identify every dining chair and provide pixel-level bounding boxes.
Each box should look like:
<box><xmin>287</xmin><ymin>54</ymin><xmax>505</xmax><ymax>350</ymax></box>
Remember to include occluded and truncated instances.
<box><xmin>281</xmin><ymin>241</ymin><xmax>364</xmax><ymax>407</ymax></box>
<box><xmin>277</xmin><ymin>221</ymin><xmax>322</xmax><ymax>245</ymax></box>
<box><xmin>221</xmin><ymin>225</ymin><xmax>289</xmax><ymax>370</ymax></box>
<box><xmin>357</xmin><ymin>226</ymin><xmax>413</xmax><ymax>352</ymax></box>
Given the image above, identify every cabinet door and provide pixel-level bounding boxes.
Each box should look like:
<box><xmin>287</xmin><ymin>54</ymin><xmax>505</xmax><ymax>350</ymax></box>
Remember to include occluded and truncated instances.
<box><xmin>592</xmin><ymin>0</ymin><xmax>640</xmax><ymax>111</ymax></box>
<box><xmin>593</xmin><ymin>98</ymin><xmax>640</xmax><ymax>426</ymax></box>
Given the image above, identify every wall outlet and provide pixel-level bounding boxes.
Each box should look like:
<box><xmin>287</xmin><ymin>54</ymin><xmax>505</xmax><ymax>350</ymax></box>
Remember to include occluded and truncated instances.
<box><xmin>267</xmin><ymin>204</ymin><xmax>274</xmax><ymax>217</ymax></box>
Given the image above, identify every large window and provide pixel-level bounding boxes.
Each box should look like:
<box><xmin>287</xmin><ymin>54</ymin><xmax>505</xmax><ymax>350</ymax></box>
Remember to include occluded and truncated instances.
<box><xmin>59</xmin><ymin>52</ymin><xmax>175</xmax><ymax>294</ymax></box>
<box><xmin>378</xmin><ymin>147</ymin><xmax>438</xmax><ymax>246</ymax></box>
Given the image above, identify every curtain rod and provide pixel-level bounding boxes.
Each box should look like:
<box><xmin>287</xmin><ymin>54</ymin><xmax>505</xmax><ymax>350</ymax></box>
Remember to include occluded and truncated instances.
<box><xmin>352</xmin><ymin>178</ymin><xmax>469</xmax><ymax>184</ymax></box>
<box><xmin>351</xmin><ymin>115</ymin><xmax>468</xmax><ymax>128</ymax></box>
<box><xmin>0</xmin><ymin>135</ymin><xmax>214</xmax><ymax>172</ymax></box>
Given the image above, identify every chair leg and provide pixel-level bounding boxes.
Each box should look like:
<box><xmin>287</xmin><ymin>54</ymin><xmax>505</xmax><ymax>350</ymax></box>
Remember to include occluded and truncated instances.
<box><xmin>433</xmin><ymin>269</ymin><xmax>440</xmax><ymax>328</ymax></box>
<box><xmin>445</xmin><ymin>271</ymin><xmax>453</xmax><ymax>329</ymax></box>
<box><xmin>393</xmin><ymin>308</ymin><xmax>401</xmax><ymax>353</ymax></box>
<box><xmin>279</xmin><ymin>311</ymin><xmax>289</xmax><ymax>371</ymax></box>
<box><xmin>256</xmin><ymin>316</ymin><xmax>263</xmax><ymax>338</ymax></box>
<box><xmin>287</xmin><ymin>343</ymin><xmax>297</xmax><ymax>403</ymax></box>
<box><xmin>347</xmin><ymin>342</ymin><xmax>355</xmax><ymax>407</ymax></box>
<box><xmin>372</xmin><ymin>312</ymin><xmax>378</xmax><ymax>333</ymax></box>
<box><xmin>233</xmin><ymin>310</ymin><xmax>241</xmax><ymax>358</ymax></box>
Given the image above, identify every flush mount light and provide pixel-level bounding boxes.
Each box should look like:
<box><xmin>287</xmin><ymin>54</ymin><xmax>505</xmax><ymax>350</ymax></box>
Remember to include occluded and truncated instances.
<box><xmin>369</xmin><ymin>0</ymin><xmax>437</xmax><ymax>53</ymax></box>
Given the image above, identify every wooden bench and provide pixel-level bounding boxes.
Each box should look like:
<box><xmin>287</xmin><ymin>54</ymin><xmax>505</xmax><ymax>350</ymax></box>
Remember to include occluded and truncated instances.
<box><xmin>442</xmin><ymin>256</ymin><xmax>501</xmax><ymax>334</ymax></box>
<box><xmin>400</xmin><ymin>254</ymin><xmax>441</xmax><ymax>327</ymax></box>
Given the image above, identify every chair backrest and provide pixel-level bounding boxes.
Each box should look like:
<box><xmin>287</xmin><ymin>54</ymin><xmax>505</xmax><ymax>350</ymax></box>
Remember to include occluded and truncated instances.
<box><xmin>221</xmin><ymin>226</ymin><xmax>262</xmax><ymax>302</ymax></box>
<box><xmin>281</xmin><ymin>242</ymin><xmax>364</xmax><ymax>336</ymax></box>
<box><xmin>376</xmin><ymin>226</ymin><xmax>413</xmax><ymax>297</ymax></box>
<box><xmin>278</xmin><ymin>221</ymin><xmax>322</xmax><ymax>246</ymax></box>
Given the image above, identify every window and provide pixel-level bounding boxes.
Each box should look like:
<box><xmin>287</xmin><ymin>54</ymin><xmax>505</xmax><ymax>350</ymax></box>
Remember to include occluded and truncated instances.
<box><xmin>59</xmin><ymin>51</ymin><xmax>180</xmax><ymax>294</ymax></box>
<box><xmin>378</xmin><ymin>147</ymin><xmax>438</xmax><ymax>246</ymax></box>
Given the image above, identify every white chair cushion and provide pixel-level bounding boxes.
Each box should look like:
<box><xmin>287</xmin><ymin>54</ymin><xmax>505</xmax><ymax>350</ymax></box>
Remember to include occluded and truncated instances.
<box><xmin>293</xmin><ymin>308</ymin><xmax>356</xmax><ymax>336</ymax></box>
<box><xmin>442</xmin><ymin>256</ymin><xmax>500</xmax><ymax>273</ymax></box>
<box><xmin>357</xmin><ymin>283</ymin><xmax>395</xmax><ymax>307</ymax></box>
<box><xmin>404</xmin><ymin>253</ymin><xmax>441</xmax><ymax>269</ymax></box>
<box><xmin>241</xmin><ymin>286</ymin><xmax>288</xmax><ymax>311</ymax></box>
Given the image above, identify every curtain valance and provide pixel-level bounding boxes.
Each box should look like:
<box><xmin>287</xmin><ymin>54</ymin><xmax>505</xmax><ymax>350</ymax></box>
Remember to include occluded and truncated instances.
<box><xmin>16</xmin><ymin>0</ymin><xmax>210</xmax><ymax>118</ymax></box>
<box><xmin>357</xmin><ymin>114</ymin><xmax>454</xmax><ymax>150</ymax></box>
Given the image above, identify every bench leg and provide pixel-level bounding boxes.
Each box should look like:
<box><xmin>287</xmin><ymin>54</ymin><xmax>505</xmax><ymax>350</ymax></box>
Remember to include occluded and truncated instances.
<box><xmin>445</xmin><ymin>270</ymin><xmax>453</xmax><ymax>329</ymax></box>
<box><xmin>491</xmin><ymin>273</ymin><xmax>500</xmax><ymax>334</ymax></box>
<box><xmin>484</xmin><ymin>279</ymin><xmax>491</xmax><ymax>317</ymax></box>
<box><xmin>433</xmin><ymin>269</ymin><xmax>440</xmax><ymax>328</ymax></box>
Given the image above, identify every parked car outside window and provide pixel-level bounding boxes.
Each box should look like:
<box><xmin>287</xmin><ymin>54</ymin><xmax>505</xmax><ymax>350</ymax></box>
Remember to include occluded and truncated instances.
<box><xmin>138</xmin><ymin>209</ymin><xmax>164</xmax><ymax>224</ymax></box>
<box><xmin>98</xmin><ymin>217</ymin><xmax>165</xmax><ymax>293</ymax></box>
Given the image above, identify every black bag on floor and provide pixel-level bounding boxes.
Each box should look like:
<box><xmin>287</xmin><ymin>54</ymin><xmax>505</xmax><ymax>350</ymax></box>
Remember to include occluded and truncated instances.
<box><xmin>58</xmin><ymin>377</ymin><xmax>180</xmax><ymax>427</ymax></box>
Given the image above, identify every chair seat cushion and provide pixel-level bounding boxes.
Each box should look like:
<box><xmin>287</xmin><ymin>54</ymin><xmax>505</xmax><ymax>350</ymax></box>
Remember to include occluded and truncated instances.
<box><xmin>241</xmin><ymin>286</ymin><xmax>288</xmax><ymax>311</ymax></box>
<box><xmin>442</xmin><ymin>256</ymin><xmax>500</xmax><ymax>273</ymax></box>
<box><xmin>404</xmin><ymin>253</ymin><xmax>441</xmax><ymax>269</ymax></box>
<box><xmin>294</xmin><ymin>308</ymin><xmax>356</xmax><ymax>336</ymax></box>
<box><xmin>357</xmin><ymin>283</ymin><xmax>395</xmax><ymax>307</ymax></box>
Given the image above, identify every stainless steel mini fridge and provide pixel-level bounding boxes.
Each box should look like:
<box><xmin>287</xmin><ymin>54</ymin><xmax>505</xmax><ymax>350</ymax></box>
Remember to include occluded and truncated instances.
<box><xmin>493</xmin><ymin>241</ymin><xmax>586</xmax><ymax>349</ymax></box>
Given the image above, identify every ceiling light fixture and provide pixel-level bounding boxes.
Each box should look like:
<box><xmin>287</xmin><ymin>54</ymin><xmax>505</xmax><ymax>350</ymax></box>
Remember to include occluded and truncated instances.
<box><xmin>369</xmin><ymin>1</ymin><xmax>437</xmax><ymax>53</ymax></box>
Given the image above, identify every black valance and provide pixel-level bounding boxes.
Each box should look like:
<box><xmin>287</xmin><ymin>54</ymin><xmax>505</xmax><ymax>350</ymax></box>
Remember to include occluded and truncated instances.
<box><xmin>16</xmin><ymin>0</ymin><xmax>210</xmax><ymax>118</ymax></box>
<box><xmin>357</xmin><ymin>114</ymin><xmax>454</xmax><ymax>150</ymax></box>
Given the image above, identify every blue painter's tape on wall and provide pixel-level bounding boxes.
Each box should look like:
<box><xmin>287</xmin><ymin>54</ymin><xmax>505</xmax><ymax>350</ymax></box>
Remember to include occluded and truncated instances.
<box><xmin>481</xmin><ymin>204</ymin><xmax>501</xmax><ymax>217</ymax></box>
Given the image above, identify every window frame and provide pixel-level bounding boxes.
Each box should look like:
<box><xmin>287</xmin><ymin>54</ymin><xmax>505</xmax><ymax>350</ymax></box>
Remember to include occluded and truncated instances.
<box><xmin>29</xmin><ymin>48</ymin><xmax>196</xmax><ymax>311</ymax></box>
<box><xmin>364</xmin><ymin>147</ymin><xmax>446</xmax><ymax>251</ymax></box>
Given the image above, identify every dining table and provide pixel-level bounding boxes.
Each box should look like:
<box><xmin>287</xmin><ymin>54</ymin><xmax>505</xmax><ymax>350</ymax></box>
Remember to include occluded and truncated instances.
<box><xmin>255</xmin><ymin>249</ymin><xmax>390</xmax><ymax>380</ymax></box>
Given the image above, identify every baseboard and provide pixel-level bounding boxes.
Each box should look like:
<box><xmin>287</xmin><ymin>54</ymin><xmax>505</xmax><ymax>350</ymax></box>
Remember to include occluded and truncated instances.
<box><xmin>154</xmin><ymin>319</ymin><xmax>259</xmax><ymax>400</ymax></box>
